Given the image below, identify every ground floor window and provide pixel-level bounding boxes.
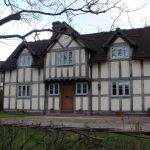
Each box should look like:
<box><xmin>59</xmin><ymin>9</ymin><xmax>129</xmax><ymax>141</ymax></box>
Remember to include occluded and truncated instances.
<box><xmin>112</xmin><ymin>81</ymin><xmax>130</xmax><ymax>96</ymax></box>
<box><xmin>49</xmin><ymin>83</ymin><xmax>59</xmax><ymax>95</ymax></box>
<box><xmin>76</xmin><ymin>82</ymin><xmax>88</xmax><ymax>95</ymax></box>
<box><xmin>17</xmin><ymin>85</ymin><xmax>31</xmax><ymax>97</ymax></box>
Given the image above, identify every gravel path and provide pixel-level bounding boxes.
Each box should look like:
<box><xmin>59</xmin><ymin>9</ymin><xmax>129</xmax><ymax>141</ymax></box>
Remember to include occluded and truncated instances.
<box><xmin>1</xmin><ymin>115</ymin><xmax>150</xmax><ymax>132</ymax></box>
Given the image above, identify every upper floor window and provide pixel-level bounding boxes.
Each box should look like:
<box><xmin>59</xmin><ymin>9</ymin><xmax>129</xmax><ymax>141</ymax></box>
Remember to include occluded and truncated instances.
<box><xmin>17</xmin><ymin>85</ymin><xmax>31</xmax><ymax>97</ymax></box>
<box><xmin>111</xmin><ymin>46</ymin><xmax>129</xmax><ymax>59</ymax></box>
<box><xmin>76</xmin><ymin>82</ymin><xmax>88</xmax><ymax>95</ymax></box>
<box><xmin>56</xmin><ymin>51</ymin><xmax>73</xmax><ymax>65</ymax></box>
<box><xmin>49</xmin><ymin>83</ymin><xmax>59</xmax><ymax>95</ymax></box>
<box><xmin>18</xmin><ymin>55</ymin><xmax>32</xmax><ymax>67</ymax></box>
<box><xmin>112</xmin><ymin>81</ymin><xmax>130</xmax><ymax>96</ymax></box>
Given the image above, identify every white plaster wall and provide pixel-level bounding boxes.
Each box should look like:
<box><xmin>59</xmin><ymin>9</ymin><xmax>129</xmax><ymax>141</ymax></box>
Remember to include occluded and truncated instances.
<box><xmin>101</xmin><ymin>81</ymin><xmax>108</xmax><ymax>95</ymax></box>
<box><xmin>83</xmin><ymin>97</ymin><xmax>88</xmax><ymax>110</ymax></box>
<box><xmin>17</xmin><ymin>100</ymin><xmax>23</xmax><ymax>109</ymax></box>
<box><xmin>5</xmin><ymin>72</ymin><xmax>10</xmax><ymax>83</ymax></box>
<box><xmin>75</xmin><ymin>97</ymin><xmax>81</xmax><ymax>110</ymax></box>
<box><xmin>48</xmin><ymin>97</ymin><xmax>53</xmax><ymax>109</ymax></box>
<box><xmin>143</xmin><ymin>60</ymin><xmax>150</xmax><ymax>76</ymax></box>
<box><xmin>132</xmin><ymin>61</ymin><xmax>141</xmax><ymax>77</ymax></box>
<box><xmin>11</xmin><ymin>70</ymin><xmax>17</xmax><ymax>82</ymax></box>
<box><xmin>4</xmin><ymin>85</ymin><xmax>9</xmax><ymax>96</ymax></box>
<box><xmin>92</xmin><ymin>82</ymin><xmax>98</xmax><ymax>95</ymax></box>
<box><xmin>69</xmin><ymin>40</ymin><xmax>80</xmax><ymax>47</ymax></box>
<box><xmin>133</xmin><ymin>97</ymin><xmax>142</xmax><ymax>111</ymax></box>
<box><xmin>51</xmin><ymin>43</ymin><xmax>61</xmax><ymax>49</ymax></box>
<box><xmin>69</xmin><ymin>67</ymin><xmax>73</xmax><ymax>77</ymax></box>
<box><xmin>51</xmin><ymin>52</ymin><xmax>55</xmax><ymax>66</ymax></box>
<box><xmin>81</xmin><ymin>49</ymin><xmax>85</xmax><ymax>63</ymax></box>
<box><xmin>10</xmin><ymin>98</ymin><xmax>15</xmax><ymax>109</ymax></box>
<box><xmin>32</xmin><ymin>84</ymin><xmax>38</xmax><ymax>96</ymax></box>
<box><xmin>111</xmin><ymin>62</ymin><xmax>119</xmax><ymax>78</ymax></box>
<box><xmin>92</xmin><ymin>64</ymin><xmax>99</xmax><ymax>78</ymax></box>
<box><xmin>81</xmin><ymin>65</ymin><xmax>86</xmax><ymax>76</ymax></box>
<box><xmin>10</xmin><ymin>85</ymin><xmax>16</xmax><ymax>97</ymax></box>
<box><xmin>46</xmin><ymin>53</ymin><xmax>50</xmax><ymax>66</ymax></box>
<box><xmin>39</xmin><ymin>98</ymin><xmax>44</xmax><ymax>110</ymax></box>
<box><xmin>51</xmin><ymin>68</ymin><xmax>55</xmax><ymax>78</ymax></box>
<box><xmin>75</xmin><ymin>66</ymin><xmax>79</xmax><ymax>77</ymax></box>
<box><xmin>101</xmin><ymin>97</ymin><xmax>109</xmax><ymax>111</ymax></box>
<box><xmin>92</xmin><ymin>97</ymin><xmax>99</xmax><ymax>111</ymax></box>
<box><xmin>25</xmin><ymin>68</ymin><xmax>31</xmax><ymax>82</ymax></box>
<box><xmin>144</xmin><ymin>96</ymin><xmax>150</xmax><ymax>111</ymax></box>
<box><xmin>24</xmin><ymin>100</ymin><xmax>30</xmax><ymax>109</ymax></box>
<box><xmin>59</xmin><ymin>34</ymin><xmax>72</xmax><ymax>47</ymax></box>
<box><xmin>18</xmin><ymin>69</ymin><xmax>24</xmax><ymax>82</ymax></box>
<box><xmin>113</xmin><ymin>37</ymin><xmax>125</xmax><ymax>43</ymax></box>
<box><xmin>54</xmin><ymin>97</ymin><xmax>59</xmax><ymax>110</ymax></box>
<box><xmin>62</xmin><ymin>67</ymin><xmax>67</xmax><ymax>77</ymax></box>
<box><xmin>111</xmin><ymin>99</ymin><xmax>120</xmax><ymax>111</ymax></box>
<box><xmin>40</xmin><ymin>84</ymin><xmax>45</xmax><ymax>96</ymax></box>
<box><xmin>121</xmin><ymin>61</ymin><xmax>129</xmax><ymax>77</ymax></box>
<box><xmin>75</xmin><ymin>50</ymin><xmax>79</xmax><ymax>63</ymax></box>
<box><xmin>46</xmin><ymin>68</ymin><xmax>49</xmax><ymax>79</ymax></box>
<box><xmin>122</xmin><ymin>99</ymin><xmax>130</xmax><ymax>111</ymax></box>
<box><xmin>144</xmin><ymin>80</ymin><xmax>150</xmax><ymax>94</ymax></box>
<box><xmin>32</xmin><ymin>98</ymin><xmax>38</xmax><ymax>110</ymax></box>
<box><xmin>22</xmin><ymin>48</ymin><xmax>28</xmax><ymax>54</ymax></box>
<box><xmin>57</xmin><ymin>68</ymin><xmax>61</xmax><ymax>78</ymax></box>
<box><xmin>133</xmin><ymin>80</ymin><xmax>141</xmax><ymax>94</ymax></box>
<box><xmin>3</xmin><ymin>98</ymin><xmax>9</xmax><ymax>109</ymax></box>
<box><xmin>101</xmin><ymin>63</ymin><xmax>108</xmax><ymax>78</ymax></box>
<box><xmin>32</xmin><ymin>68</ymin><xmax>39</xmax><ymax>81</ymax></box>
<box><xmin>40</xmin><ymin>69</ymin><xmax>44</xmax><ymax>81</ymax></box>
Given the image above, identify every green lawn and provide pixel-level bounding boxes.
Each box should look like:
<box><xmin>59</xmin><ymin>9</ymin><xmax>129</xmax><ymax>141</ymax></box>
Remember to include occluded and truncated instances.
<box><xmin>0</xmin><ymin>126</ymin><xmax>150</xmax><ymax>150</ymax></box>
<box><xmin>0</xmin><ymin>111</ymin><xmax>29</xmax><ymax>118</ymax></box>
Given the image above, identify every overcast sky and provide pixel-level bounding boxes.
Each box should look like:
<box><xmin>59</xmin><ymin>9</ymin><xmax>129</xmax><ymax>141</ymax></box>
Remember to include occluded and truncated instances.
<box><xmin>0</xmin><ymin>0</ymin><xmax>150</xmax><ymax>61</ymax></box>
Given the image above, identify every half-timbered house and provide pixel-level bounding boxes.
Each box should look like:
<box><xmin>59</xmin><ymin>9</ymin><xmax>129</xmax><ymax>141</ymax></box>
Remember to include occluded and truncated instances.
<box><xmin>1</xmin><ymin>21</ymin><xmax>150</xmax><ymax>114</ymax></box>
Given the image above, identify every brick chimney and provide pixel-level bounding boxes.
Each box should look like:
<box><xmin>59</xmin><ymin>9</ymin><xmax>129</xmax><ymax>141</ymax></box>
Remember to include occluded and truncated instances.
<box><xmin>52</xmin><ymin>21</ymin><xmax>63</xmax><ymax>32</ymax></box>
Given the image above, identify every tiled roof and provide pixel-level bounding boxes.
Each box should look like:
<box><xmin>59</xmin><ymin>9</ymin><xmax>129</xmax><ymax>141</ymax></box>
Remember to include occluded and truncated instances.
<box><xmin>1</xmin><ymin>21</ymin><xmax>150</xmax><ymax>71</ymax></box>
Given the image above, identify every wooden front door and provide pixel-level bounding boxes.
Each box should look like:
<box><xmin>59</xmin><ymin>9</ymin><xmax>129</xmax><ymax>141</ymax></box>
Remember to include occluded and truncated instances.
<box><xmin>61</xmin><ymin>82</ymin><xmax>74</xmax><ymax>112</ymax></box>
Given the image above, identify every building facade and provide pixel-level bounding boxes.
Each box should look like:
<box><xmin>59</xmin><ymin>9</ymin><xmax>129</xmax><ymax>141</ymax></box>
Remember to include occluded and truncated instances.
<box><xmin>0</xmin><ymin>61</ymin><xmax>4</xmax><ymax>91</ymax></box>
<box><xmin>1</xmin><ymin>22</ymin><xmax>150</xmax><ymax>114</ymax></box>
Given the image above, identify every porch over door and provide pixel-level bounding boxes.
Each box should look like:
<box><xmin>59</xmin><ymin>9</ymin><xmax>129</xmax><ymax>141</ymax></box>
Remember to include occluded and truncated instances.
<box><xmin>61</xmin><ymin>82</ymin><xmax>74</xmax><ymax>112</ymax></box>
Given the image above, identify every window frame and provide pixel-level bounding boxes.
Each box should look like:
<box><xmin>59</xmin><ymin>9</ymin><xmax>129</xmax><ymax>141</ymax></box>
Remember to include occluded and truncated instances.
<box><xmin>76</xmin><ymin>82</ymin><xmax>88</xmax><ymax>95</ymax></box>
<box><xmin>111</xmin><ymin>45</ymin><xmax>129</xmax><ymax>59</ymax></box>
<box><xmin>56</xmin><ymin>50</ymin><xmax>73</xmax><ymax>66</ymax></box>
<box><xmin>49</xmin><ymin>83</ymin><xmax>59</xmax><ymax>96</ymax></box>
<box><xmin>111</xmin><ymin>81</ymin><xmax>130</xmax><ymax>97</ymax></box>
<box><xmin>17</xmin><ymin>85</ymin><xmax>31</xmax><ymax>97</ymax></box>
<box><xmin>18</xmin><ymin>54</ymin><xmax>32</xmax><ymax>67</ymax></box>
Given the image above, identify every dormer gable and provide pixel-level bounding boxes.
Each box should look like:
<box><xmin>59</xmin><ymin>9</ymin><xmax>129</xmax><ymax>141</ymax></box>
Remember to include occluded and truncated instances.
<box><xmin>17</xmin><ymin>48</ymin><xmax>32</xmax><ymax>67</ymax></box>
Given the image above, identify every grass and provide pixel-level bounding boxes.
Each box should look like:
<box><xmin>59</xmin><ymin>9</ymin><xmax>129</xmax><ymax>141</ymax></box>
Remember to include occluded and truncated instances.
<box><xmin>0</xmin><ymin>126</ymin><xmax>150</xmax><ymax>150</ymax></box>
<box><xmin>0</xmin><ymin>111</ymin><xmax>29</xmax><ymax>119</ymax></box>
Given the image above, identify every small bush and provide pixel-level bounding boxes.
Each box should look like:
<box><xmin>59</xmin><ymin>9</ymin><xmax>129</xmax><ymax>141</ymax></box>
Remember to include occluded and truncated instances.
<box><xmin>147</xmin><ymin>107</ymin><xmax>150</xmax><ymax>113</ymax></box>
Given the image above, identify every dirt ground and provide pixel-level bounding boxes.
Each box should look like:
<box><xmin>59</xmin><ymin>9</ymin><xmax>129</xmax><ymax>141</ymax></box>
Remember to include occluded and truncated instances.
<box><xmin>1</xmin><ymin>115</ymin><xmax>150</xmax><ymax>132</ymax></box>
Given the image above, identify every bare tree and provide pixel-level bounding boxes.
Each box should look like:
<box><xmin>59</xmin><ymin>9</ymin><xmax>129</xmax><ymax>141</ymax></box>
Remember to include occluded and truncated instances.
<box><xmin>0</xmin><ymin>0</ymin><xmax>133</xmax><ymax>40</ymax></box>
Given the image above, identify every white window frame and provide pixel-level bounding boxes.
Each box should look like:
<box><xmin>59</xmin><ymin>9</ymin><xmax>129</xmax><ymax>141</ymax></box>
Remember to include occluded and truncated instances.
<box><xmin>49</xmin><ymin>83</ymin><xmax>59</xmax><ymax>95</ymax></box>
<box><xmin>111</xmin><ymin>46</ymin><xmax>129</xmax><ymax>59</ymax></box>
<box><xmin>76</xmin><ymin>82</ymin><xmax>88</xmax><ymax>95</ymax></box>
<box><xmin>18</xmin><ymin>54</ymin><xmax>32</xmax><ymax>67</ymax></box>
<box><xmin>17</xmin><ymin>85</ymin><xmax>31</xmax><ymax>97</ymax></box>
<box><xmin>56</xmin><ymin>51</ymin><xmax>73</xmax><ymax>66</ymax></box>
<box><xmin>112</xmin><ymin>81</ymin><xmax>130</xmax><ymax>96</ymax></box>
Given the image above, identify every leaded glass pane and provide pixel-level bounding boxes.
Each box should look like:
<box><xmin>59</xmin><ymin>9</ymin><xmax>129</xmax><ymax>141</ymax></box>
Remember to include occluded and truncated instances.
<box><xmin>22</xmin><ymin>86</ymin><xmax>26</xmax><ymax>96</ymax></box>
<box><xmin>27</xmin><ymin>86</ymin><xmax>30</xmax><ymax>96</ymax></box>
<box><xmin>83</xmin><ymin>83</ymin><xmax>87</xmax><ymax>94</ymax></box>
